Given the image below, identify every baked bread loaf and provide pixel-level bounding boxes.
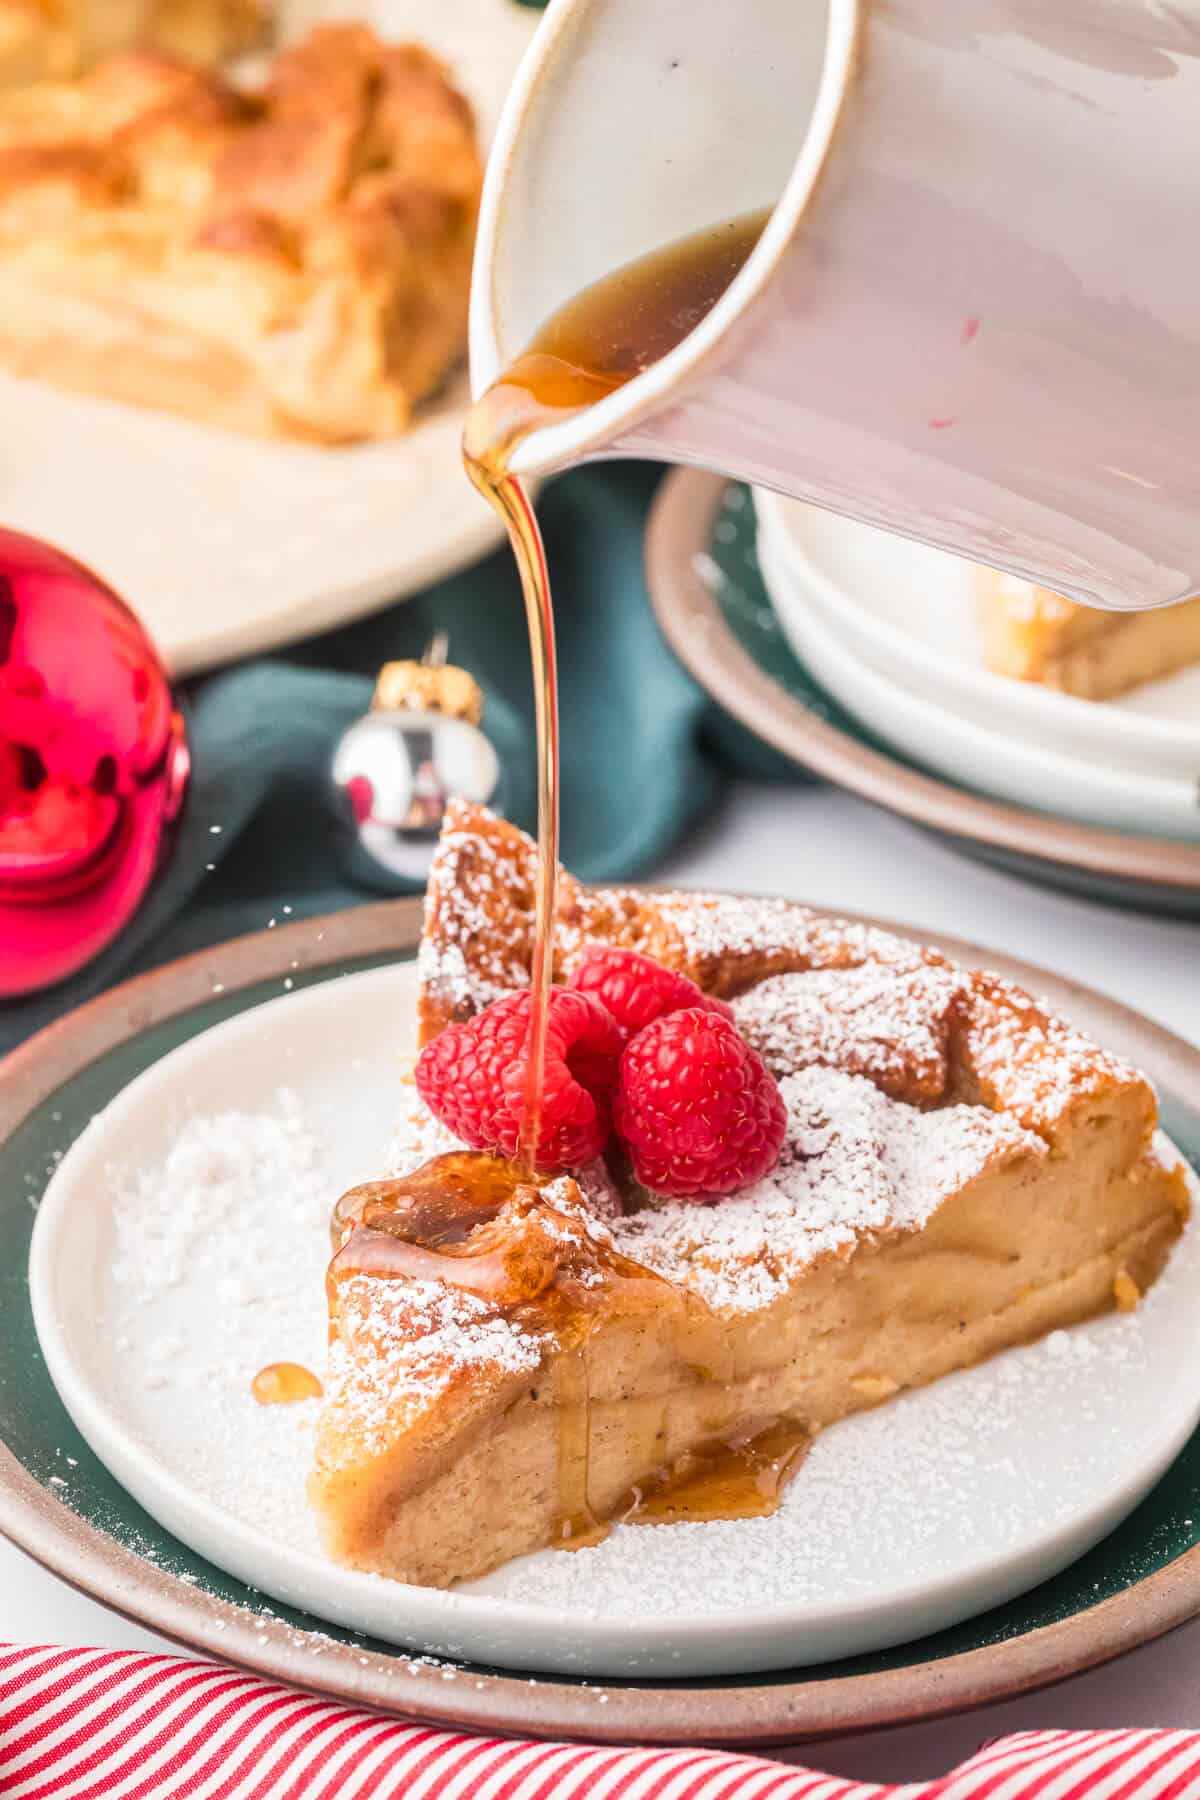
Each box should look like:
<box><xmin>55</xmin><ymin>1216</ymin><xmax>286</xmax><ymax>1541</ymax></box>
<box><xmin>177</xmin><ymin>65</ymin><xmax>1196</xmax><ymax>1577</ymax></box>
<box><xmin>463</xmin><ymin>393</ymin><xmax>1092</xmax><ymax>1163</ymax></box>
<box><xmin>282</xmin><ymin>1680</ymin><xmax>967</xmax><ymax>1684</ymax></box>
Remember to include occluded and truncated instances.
<box><xmin>0</xmin><ymin>23</ymin><xmax>481</xmax><ymax>439</ymax></box>
<box><xmin>0</xmin><ymin>0</ymin><xmax>266</xmax><ymax>88</ymax></box>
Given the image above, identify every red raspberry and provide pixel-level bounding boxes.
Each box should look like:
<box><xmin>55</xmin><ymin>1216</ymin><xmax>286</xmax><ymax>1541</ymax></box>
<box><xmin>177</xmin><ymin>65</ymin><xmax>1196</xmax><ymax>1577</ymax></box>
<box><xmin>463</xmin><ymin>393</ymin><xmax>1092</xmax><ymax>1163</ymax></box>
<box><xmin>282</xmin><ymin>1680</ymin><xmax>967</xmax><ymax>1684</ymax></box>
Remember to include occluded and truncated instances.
<box><xmin>568</xmin><ymin>945</ymin><xmax>733</xmax><ymax>1044</ymax></box>
<box><xmin>415</xmin><ymin>988</ymin><xmax>623</xmax><ymax>1171</ymax></box>
<box><xmin>613</xmin><ymin>1008</ymin><xmax>787</xmax><ymax>1198</ymax></box>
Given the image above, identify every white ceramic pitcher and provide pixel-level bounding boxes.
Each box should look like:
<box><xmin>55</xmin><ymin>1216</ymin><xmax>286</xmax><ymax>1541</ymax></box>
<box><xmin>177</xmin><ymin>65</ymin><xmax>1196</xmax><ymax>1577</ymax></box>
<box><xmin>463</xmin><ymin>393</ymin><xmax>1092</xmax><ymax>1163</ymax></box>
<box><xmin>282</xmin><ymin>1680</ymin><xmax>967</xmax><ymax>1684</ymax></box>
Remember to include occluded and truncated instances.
<box><xmin>469</xmin><ymin>0</ymin><xmax>1200</xmax><ymax>611</ymax></box>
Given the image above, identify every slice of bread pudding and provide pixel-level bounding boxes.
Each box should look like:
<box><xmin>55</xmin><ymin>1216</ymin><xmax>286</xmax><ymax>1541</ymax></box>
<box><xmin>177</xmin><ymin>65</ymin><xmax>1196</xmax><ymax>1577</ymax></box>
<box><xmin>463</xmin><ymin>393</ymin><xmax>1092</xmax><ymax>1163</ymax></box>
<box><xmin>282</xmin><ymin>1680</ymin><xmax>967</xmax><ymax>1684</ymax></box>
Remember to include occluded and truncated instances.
<box><xmin>310</xmin><ymin>805</ymin><xmax>1188</xmax><ymax>1588</ymax></box>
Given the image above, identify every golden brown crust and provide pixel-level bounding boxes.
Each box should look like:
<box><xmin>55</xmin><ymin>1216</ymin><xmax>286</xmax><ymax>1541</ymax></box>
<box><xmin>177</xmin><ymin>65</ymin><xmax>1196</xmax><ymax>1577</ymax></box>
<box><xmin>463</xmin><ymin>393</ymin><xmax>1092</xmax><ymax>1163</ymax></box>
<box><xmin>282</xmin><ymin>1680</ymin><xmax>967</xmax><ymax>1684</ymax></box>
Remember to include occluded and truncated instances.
<box><xmin>0</xmin><ymin>24</ymin><xmax>481</xmax><ymax>440</ymax></box>
<box><xmin>418</xmin><ymin>801</ymin><xmax>1158</xmax><ymax>1152</ymax></box>
<box><xmin>0</xmin><ymin>0</ymin><xmax>266</xmax><ymax>88</ymax></box>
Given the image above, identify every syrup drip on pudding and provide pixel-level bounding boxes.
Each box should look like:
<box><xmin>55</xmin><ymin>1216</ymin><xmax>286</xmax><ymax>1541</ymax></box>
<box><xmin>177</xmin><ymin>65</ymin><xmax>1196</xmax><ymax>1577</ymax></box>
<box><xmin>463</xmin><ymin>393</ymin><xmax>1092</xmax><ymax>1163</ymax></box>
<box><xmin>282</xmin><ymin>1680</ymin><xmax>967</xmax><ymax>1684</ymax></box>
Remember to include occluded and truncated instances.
<box><xmin>329</xmin><ymin>1151</ymin><xmax>530</xmax><ymax>1257</ymax></box>
<box><xmin>330</xmin><ymin>1151</ymin><xmax>675</xmax><ymax>1546</ymax></box>
<box><xmin>328</xmin><ymin>1151</ymin><xmax>810</xmax><ymax>1545</ymax></box>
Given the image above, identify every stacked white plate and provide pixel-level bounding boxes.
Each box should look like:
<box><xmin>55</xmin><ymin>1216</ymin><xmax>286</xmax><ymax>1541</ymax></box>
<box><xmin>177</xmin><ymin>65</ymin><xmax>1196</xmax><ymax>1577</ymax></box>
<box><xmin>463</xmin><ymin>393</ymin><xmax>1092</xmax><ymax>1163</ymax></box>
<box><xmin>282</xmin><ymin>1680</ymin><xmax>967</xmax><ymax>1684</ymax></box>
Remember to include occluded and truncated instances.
<box><xmin>753</xmin><ymin>490</ymin><xmax>1200</xmax><ymax>841</ymax></box>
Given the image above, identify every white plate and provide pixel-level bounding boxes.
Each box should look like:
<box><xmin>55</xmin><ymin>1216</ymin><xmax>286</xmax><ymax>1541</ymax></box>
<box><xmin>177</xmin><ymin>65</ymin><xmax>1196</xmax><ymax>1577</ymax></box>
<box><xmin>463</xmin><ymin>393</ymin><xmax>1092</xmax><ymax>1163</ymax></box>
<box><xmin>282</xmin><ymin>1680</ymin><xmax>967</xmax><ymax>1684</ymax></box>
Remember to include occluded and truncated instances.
<box><xmin>0</xmin><ymin>0</ymin><xmax>541</xmax><ymax>678</ymax></box>
<box><xmin>756</xmin><ymin>529</ymin><xmax>1200</xmax><ymax>841</ymax></box>
<box><xmin>754</xmin><ymin>489</ymin><xmax>1200</xmax><ymax>779</ymax></box>
<box><xmin>29</xmin><ymin>962</ymin><xmax>1200</xmax><ymax>1679</ymax></box>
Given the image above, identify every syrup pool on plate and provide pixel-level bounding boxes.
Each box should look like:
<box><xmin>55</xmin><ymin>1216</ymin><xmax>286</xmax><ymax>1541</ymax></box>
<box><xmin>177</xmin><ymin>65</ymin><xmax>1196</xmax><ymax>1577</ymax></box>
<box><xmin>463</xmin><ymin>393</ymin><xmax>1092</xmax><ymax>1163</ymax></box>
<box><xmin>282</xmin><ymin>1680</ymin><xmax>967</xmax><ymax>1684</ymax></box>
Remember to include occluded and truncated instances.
<box><xmin>251</xmin><ymin>1362</ymin><xmax>323</xmax><ymax>1405</ymax></box>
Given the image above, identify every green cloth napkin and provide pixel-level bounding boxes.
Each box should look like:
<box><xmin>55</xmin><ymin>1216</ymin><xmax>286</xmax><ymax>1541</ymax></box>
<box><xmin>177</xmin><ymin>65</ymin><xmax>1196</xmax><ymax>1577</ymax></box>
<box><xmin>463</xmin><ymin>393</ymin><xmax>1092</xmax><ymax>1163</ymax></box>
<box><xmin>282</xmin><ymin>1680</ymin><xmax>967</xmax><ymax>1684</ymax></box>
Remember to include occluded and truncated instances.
<box><xmin>0</xmin><ymin>464</ymin><xmax>801</xmax><ymax>1056</ymax></box>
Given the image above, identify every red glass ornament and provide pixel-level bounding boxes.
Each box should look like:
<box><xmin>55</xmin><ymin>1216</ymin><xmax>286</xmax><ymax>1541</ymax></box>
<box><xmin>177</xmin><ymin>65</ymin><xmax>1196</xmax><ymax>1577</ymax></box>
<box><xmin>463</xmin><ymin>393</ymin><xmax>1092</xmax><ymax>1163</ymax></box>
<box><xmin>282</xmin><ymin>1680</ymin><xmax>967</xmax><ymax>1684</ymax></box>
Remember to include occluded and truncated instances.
<box><xmin>0</xmin><ymin>529</ymin><xmax>189</xmax><ymax>997</ymax></box>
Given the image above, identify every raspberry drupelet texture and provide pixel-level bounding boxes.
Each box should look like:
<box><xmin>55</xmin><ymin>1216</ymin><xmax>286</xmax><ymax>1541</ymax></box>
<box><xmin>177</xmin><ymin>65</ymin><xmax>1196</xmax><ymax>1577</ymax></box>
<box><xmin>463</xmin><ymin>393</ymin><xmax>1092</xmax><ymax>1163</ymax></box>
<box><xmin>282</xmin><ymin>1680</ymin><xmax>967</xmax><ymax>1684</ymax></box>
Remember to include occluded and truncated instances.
<box><xmin>568</xmin><ymin>945</ymin><xmax>733</xmax><ymax>1043</ymax></box>
<box><xmin>614</xmin><ymin>1007</ymin><xmax>788</xmax><ymax>1198</ymax></box>
<box><xmin>415</xmin><ymin>987</ymin><xmax>623</xmax><ymax>1170</ymax></box>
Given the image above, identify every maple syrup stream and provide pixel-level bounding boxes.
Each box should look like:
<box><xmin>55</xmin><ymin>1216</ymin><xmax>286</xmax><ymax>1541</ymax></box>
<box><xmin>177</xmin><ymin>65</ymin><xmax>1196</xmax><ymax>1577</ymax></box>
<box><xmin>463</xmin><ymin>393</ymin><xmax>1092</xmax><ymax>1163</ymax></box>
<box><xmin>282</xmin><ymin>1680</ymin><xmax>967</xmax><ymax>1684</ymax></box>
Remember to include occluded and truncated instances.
<box><xmin>459</xmin><ymin>214</ymin><xmax>771</xmax><ymax>1538</ymax></box>
<box><xmin>462</xmin><ymin>210</ymin><xmax>766</xmax><ymax>1174</ymax></box>
<box><xmin>299</xmin><ymin>215</ymin><xmax>787</xmax><ymax>1544</ymax></box>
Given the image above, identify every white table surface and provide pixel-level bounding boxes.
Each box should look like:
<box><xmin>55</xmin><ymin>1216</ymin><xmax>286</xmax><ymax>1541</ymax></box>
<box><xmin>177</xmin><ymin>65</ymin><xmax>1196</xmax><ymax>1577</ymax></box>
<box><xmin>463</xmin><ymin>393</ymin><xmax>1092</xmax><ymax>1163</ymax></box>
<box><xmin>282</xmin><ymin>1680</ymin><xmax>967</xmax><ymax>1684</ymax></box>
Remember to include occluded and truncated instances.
<box><xmin>4</xmin><ymin>778</ymin><xmax>1199</xmax><ymax>1784</ymax></box>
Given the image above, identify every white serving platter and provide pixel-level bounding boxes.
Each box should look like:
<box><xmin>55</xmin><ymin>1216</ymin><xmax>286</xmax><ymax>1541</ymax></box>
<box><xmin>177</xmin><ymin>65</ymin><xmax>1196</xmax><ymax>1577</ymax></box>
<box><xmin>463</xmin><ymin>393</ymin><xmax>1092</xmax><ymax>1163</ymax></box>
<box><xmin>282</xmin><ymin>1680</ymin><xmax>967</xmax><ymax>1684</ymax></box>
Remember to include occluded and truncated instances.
<box><xmin>0</xmin><ymin>0</ymin><xmax>541</xmax><ymax>676</ymax></box>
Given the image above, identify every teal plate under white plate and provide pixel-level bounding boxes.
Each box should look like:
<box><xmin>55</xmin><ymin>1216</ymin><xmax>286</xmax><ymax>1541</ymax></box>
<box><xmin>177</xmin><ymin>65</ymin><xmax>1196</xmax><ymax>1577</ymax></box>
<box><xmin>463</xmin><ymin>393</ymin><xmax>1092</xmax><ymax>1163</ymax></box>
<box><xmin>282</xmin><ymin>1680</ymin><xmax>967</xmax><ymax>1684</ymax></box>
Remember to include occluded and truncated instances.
<box><xmin>646</xmin><ymin>469</ymin><xmax>1200</xmax><ymax>918</ymax></box>
<box><xmin>29</xmin><ymin>963</ymin><xmax>1200</xmax><ymax>1683</ymax></box>
<box><xmin>4</xmin><ymin>903</ymin><xmax>1200</xmax><ymax>1744</ymax></box>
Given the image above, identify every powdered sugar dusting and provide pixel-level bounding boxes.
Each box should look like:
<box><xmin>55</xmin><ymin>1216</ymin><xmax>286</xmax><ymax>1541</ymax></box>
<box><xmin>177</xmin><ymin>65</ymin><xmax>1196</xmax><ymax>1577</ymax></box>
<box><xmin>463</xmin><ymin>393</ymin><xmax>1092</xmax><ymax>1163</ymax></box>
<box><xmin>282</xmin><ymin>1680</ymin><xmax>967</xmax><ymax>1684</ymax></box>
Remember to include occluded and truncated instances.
<box><xmin>734</xmin><ymin>964</ymin><xmax>969</xmax><ymax>1103</ymax></box>
<box><xmin>325</xmin><ymin>1275</ymin><xmax>542</xmax><ymax>1464</ymax></box>
<box><xmin>966</xmin><ymin>974</ymin><xmax>1144</xmax><ymax>1133</ymax></box>
<box><xmin>655</xmin><ymin>891</ymin><xmax>815</xmax><ymax>964</ymax></box>
<box><xmin>420</xmin><ymin>807</ymin><xmax>951</xmax><ymax>1027</ymax></box>
<box><xmin>594</xmin><ymin>1068</ymin><xmax>1043</xmax><ymax>1312</ymax></box>
<box><xmin>380</xmin><ymin>1069</ymin><xmax>1043</xmax><ymax>1316</ymax></box>
<box><xmin>384</xmin><ymin>1074</ymin><xmax>462</xmax><ymax>1171</ymax></box>
<box><xmin>105</xmin><ymin>1090</ymin><xmax>343</xmax><ymax>1553</ymax></box>
<box><xmin>111</xmin><ymin>1089</ymin><xmax>329</xmax><ymax>1312</ymax></box>
<box><xmin>419</xmin><ymin>815</ymin><xmax>1157</xmax><ymax>1164</ymax></box>
<box><xmin>421</xmin><ymin>812</ymin><xmax>1155</xmax><ymax>1172</ymax></box>
<box><xmin>95</xmin><ymin>1101</ymin><xmax>1200</xmax><ymax>1626</ymax></box>
<box><xmin>418</xmin><ymin>817</ymin><xmax>535</xmax><ymax>1017</ymax></box>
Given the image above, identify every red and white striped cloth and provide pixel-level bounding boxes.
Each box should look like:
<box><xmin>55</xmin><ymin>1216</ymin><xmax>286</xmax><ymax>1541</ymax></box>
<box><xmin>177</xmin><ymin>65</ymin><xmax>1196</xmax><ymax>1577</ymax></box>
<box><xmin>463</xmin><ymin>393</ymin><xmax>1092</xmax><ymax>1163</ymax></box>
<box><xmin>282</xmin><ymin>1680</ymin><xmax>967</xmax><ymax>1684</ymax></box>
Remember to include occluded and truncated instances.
<box><xmin>4</xmin><ymin>1647</ymin><xmax>1200</xmax><ymax>1800</ymax></box>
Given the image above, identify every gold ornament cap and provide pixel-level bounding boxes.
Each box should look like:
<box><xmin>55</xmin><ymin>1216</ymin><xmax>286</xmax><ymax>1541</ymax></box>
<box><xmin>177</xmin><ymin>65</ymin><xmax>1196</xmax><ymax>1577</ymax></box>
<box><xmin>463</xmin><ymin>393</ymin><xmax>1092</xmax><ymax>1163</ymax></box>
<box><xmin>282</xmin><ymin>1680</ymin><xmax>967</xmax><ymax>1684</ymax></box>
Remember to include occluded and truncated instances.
<box><xmin>371</xmin><ymin>632</ymin><xmax>483</xmax><ymax>725</ymax></box>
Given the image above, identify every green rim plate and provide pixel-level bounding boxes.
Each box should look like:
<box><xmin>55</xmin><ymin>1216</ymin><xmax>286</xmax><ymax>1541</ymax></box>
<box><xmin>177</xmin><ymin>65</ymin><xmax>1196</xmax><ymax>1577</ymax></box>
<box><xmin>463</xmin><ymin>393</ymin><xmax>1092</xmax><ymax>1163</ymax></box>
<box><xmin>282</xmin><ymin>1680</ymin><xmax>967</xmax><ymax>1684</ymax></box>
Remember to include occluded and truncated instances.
<box><xmin>3</xmin><ymin>903</ymin><xmax>1200</xmax><ymax>1746</ymax></box>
